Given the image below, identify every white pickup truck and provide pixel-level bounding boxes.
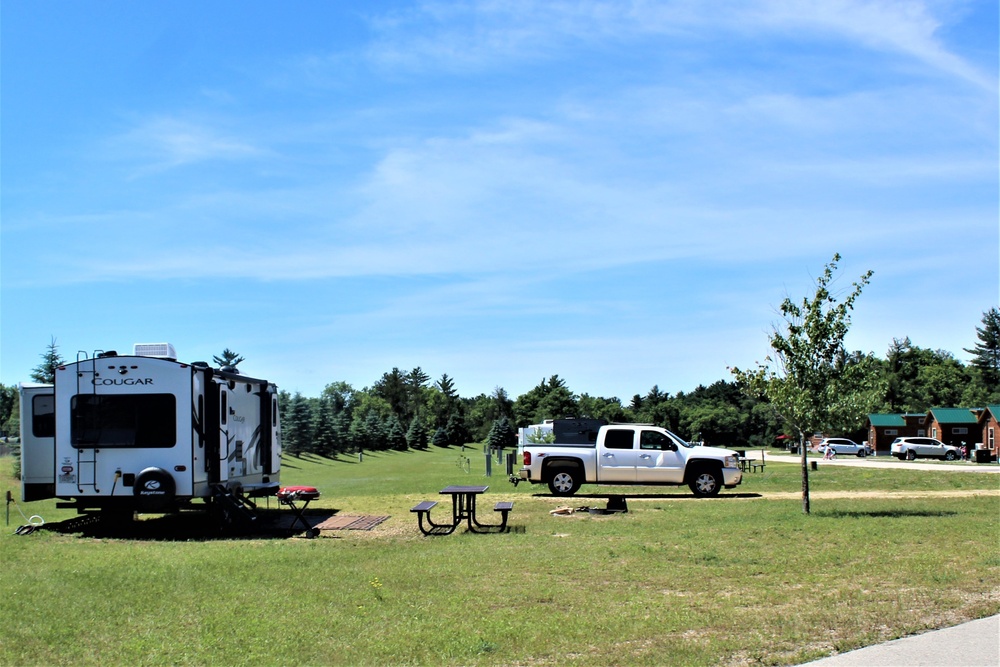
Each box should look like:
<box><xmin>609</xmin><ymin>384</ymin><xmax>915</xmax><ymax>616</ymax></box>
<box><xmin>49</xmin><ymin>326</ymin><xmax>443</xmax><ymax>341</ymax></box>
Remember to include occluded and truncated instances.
<box><xmin>513</xmin><ymin>422</ymin><xmax>742</xmax><ymax>497</ymax></box>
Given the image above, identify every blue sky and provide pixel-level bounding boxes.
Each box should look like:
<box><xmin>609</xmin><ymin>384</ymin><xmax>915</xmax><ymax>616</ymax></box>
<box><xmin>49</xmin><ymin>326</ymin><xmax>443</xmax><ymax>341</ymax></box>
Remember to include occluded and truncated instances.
<box><xmin>2</xmin><ymin>1</ymin><xmax>997</xmax><ymax>401</ymax></box>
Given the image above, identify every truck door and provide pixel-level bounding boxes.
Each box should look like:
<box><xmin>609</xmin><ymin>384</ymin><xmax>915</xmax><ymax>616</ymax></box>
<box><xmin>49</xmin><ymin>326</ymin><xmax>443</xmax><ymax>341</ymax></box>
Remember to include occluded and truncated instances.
<box><xmin>635</xmin><ymin>429</ymin><xmax>684</xmax><ymax>483</ymax></box>
<box><xmin>598</xmin><ymin>428</ymin><xmax>638</xmax><ymax>483</ymax></box>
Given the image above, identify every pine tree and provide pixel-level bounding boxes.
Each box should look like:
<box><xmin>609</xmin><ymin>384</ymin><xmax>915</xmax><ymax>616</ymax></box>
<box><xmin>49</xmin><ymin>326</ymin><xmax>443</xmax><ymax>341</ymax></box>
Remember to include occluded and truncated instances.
<box><xmin>213</xmin><ymin>348</ymin><xmax>245</xmax><ymax>369</ymax></box>
<box><xmin>283</xmin><ymin>392</ymin><xmax>313</xmax><ymax>457</ymax></box>
<box><xmin>364</xmin><ymin>411</ymin><xmax>387</xmax><ymax>450</ymax></box>
<box><xmin>312</xmin><ymin>397</ymin><xmax>337</xmax><ymax>457</ymax></box>
<box><xmin>486</xmin><ymin>417</ymin><xmax>517</xmax><ymax>451</ymax></box>
<box><xmin>406</xmin><ymin>418</ymin><xmax>429</xmax><ymax>450</ymax></box>
<box><xmin>386</xmin><ymin>416</ymin><xmax>408</xmax><ymax>451</ymax></box>
<box><xmin>431</xmin><ymin>427</ymin><xmax>449</xmax><ymax>448</ymax></box>
<box><xmin>965</xmin><ymin>308</ymin><xmax>1000</xmax><ymax>391</ymax></box>
<box><xmin>445</xmin><ymin>412</ymin><xmax>470</xmax><ymax>447</ymax></box>
<box><xmin>31</xmin><ymin>337</ymin><xmax>63</xmax><ymax>384</ymax></box>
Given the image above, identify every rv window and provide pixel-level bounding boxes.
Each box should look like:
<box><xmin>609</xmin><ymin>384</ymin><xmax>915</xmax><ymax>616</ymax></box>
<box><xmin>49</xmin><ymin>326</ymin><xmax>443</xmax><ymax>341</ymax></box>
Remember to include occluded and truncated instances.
<box><xmin>32</xmin><ymin>394</ymin><xmax>55</xmax><ymax>438</ymax></box>
<box><xmin>71</xmin><ymin>394</ymin><xmax>176</xmax><ymax>448</ymax></box>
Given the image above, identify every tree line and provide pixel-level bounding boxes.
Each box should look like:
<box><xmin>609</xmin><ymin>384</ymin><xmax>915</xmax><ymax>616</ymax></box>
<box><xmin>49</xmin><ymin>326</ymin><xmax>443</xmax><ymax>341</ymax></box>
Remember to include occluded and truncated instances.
<box><xmin>1</xmin><ymin>309</ymin><xmax>997</xmax><ymax>454</ymax></box>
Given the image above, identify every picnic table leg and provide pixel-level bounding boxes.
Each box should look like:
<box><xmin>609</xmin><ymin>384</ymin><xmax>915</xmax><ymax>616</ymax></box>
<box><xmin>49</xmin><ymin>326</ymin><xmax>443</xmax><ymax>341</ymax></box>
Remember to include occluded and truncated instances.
<box><xmin>467</xmin><ymin>496</ymin><xmax>510</xmax><ymax>533</ymax></box>
<box><xmin>416</xmin><ymin>505</ymin><xmax>459</xmax><ymax>536</ymax></box>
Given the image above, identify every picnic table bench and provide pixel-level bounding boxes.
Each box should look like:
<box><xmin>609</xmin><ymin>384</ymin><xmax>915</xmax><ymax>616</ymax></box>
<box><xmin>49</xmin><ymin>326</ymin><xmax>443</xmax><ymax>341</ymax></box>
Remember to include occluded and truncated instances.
<box><xmin>411</xmin><ymin>486</ymin><xmax>514</xmax><ymax>536</ymax></box>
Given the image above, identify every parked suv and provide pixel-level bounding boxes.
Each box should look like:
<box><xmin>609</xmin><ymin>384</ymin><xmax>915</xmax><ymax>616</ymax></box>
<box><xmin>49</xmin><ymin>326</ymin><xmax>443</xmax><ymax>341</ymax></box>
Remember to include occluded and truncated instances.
<box><xmin>890</xmin><ymin>437</ymin><xmax>961</xmax><ymax>461</ymax></box>
<box><xmin>816</xmin><ymin>438</ymin><xmax>867</xmax><ymax>457</ymax></box>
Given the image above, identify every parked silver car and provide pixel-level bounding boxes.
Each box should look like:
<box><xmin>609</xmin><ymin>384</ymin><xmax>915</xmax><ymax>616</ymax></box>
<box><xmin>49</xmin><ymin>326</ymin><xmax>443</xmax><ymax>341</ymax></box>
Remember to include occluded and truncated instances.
<box><xmin>890</xmin><ymin>437</ymin><xmax>961</xmax><ymax>461</ymax></box>
<box><xmin>816</xmin><ymin>437</ymin><xmax>868</xmax><ymax>457</ymax></box>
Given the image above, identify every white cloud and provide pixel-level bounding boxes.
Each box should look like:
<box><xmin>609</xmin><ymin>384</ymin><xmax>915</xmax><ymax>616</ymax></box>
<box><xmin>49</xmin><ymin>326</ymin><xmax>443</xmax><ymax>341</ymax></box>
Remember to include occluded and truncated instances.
<box><xmin>109</xmin><ymin>116</ymin><xmax>267</xmax><ymax>175</ymax></box>
<box><xmin>364</xmin><ymin>0</ymin><xmax>992</xmax><ymax>89</ymax></box>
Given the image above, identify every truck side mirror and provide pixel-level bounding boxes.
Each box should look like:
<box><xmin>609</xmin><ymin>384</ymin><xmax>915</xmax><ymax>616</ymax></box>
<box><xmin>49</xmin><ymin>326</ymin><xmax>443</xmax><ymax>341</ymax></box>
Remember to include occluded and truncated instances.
<box><xmin>663</xmin><ymin>443</ymin><xmax>677</xmax><ymax>452</ymax></box>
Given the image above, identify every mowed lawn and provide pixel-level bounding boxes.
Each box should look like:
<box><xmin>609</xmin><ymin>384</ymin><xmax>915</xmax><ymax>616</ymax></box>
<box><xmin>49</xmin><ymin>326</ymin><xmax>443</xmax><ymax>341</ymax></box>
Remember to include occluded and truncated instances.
<box><xmin>1</xmin><ymin>448</ymin><xmax>998</xmax><ymax>667</ymax></box>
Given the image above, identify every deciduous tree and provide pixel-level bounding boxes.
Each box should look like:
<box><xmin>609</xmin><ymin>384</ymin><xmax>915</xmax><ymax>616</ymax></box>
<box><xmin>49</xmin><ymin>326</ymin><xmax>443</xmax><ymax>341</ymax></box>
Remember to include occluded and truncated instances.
<box><xmin>731</xmin><ymin>254</ymin><xmax>884</xmax><ymax>514</ymax></box>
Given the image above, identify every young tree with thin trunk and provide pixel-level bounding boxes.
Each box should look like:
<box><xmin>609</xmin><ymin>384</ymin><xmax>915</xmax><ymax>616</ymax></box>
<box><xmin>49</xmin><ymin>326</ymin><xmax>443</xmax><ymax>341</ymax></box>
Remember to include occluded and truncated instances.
<box><xmin>731</xmin><ymin>254</ymin><xmax>884</xmax><ymax>514</ymax></box>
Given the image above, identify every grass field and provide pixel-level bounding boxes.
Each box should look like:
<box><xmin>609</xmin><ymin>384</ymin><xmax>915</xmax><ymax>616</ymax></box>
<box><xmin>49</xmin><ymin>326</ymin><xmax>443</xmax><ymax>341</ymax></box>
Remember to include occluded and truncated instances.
<box><xmin>2</xmin><ymin>448</ymin><xmax>998</xmax><ymax>666</ymax></box>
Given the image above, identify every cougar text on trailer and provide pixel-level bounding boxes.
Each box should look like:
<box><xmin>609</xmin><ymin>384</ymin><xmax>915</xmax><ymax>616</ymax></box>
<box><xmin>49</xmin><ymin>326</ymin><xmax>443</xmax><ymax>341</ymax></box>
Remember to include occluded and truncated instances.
<box><xmin>20</xmin><ymin>343</ymin><xmax>281</xmax><ymax>522</ymax></box>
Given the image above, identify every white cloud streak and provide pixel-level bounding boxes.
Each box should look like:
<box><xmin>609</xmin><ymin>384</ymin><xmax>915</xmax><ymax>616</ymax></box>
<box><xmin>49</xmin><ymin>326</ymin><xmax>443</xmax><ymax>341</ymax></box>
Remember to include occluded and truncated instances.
<box><xmin>367</xmin><ymin>0</ymin><xmax>994</xmax><ymax>90</ymax></box>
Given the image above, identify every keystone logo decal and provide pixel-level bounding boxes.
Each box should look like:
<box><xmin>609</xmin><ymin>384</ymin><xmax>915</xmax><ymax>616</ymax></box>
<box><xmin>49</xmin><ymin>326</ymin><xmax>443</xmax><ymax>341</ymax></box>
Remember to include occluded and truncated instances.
<box><xmin>140</xmin><ymin>480</ymin><xmax>166</xmax><ymax>495</ymax></box>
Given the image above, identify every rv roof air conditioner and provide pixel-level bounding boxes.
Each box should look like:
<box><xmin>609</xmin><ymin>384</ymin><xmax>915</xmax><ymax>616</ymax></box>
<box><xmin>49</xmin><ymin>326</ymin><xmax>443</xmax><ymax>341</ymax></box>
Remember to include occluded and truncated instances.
<box><xmin>133</xmin><ymin>343</ymin><xmax>177</xmax><ymax>360</ymax></box>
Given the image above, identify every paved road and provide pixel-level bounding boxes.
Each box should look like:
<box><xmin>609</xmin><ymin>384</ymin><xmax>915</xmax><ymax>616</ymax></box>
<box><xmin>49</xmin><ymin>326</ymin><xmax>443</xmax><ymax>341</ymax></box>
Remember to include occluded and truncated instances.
<box><xmin>799</xmin><ymin>614</ymin><xmax>1000</xmax><ymax>666</ymax></box>
<box><xmin>756</xmin><ymin>452</ymin><xmax>1000</xmax><ymax>474</ymax></box>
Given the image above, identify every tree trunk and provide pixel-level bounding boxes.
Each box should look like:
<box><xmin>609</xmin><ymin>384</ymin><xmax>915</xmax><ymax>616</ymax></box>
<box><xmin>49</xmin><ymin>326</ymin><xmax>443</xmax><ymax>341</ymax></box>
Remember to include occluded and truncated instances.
<box><xmin>799</xmin><ymin>431</ymin><xmax>810</xmax><ymax>514</ymax></box>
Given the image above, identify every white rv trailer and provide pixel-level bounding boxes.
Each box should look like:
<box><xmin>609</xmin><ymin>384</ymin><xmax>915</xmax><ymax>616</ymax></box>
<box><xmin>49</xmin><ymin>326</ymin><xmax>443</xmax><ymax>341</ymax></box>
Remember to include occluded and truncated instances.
<box><xmin>18</xmin><ymin>383</ymin><xmax>56</xmax><ymax>502</ymax></box>
<box><xmin>20</xmin><ymin>343</ymin><xmax>281</xmax><ymax>516</ymax></box>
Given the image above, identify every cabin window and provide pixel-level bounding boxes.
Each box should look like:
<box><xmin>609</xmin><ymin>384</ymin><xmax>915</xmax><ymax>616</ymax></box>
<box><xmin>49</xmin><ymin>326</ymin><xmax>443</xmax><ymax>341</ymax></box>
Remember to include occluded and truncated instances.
<box><xmin>952</xmin><ymin>427</ymin><xmax>968</xmax><ymax>435</ymax></box>
<box><xmin>70</xmin><ymin>394</ymin><xmax>176</xmax><ymax>448</ymax></box>
<box><xmin>884</xmin><ymin>429</ymin><xmax>897</xmax><ymax>436</ymax></box>
<box><xmin>989</xmin><ymin>427</ymin><xmax>995</xmax><ymax>450</ymax></box>
<box><xmin>32</xmin><ymin>394</ymin><xmax>55</xmax><ymax>438</ymax></box>
<box><xmin>604</xmin><ymin>429</ymin><xmax>635</xmax><ymax>449</ymax></box>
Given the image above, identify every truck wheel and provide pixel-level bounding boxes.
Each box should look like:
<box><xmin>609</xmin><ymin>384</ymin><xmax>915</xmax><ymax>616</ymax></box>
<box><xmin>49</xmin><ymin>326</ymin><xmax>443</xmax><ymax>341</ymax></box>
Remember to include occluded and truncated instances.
<box><xmin>857</xmin><ymin>450</ymin><xmax>866</xmax><ymax>457</ymax></box>
<box><xmin>906</xmin><ymin>450</ymin><xmax>916</xmax><ymax>461</ymax></box>
<box><xmin>547</xmin><ymin>469</ymin><xmax>581</xmax><ymax>496</ymax></box>
<box><xmin>688</xmin><ymin>468</ymin><xmax>722</xmax><ymax>497</ymax></box>
<box><xmin>945</xmin><ymin>451</ymin><xmax>957</xmax><ymax>461</ymax></box>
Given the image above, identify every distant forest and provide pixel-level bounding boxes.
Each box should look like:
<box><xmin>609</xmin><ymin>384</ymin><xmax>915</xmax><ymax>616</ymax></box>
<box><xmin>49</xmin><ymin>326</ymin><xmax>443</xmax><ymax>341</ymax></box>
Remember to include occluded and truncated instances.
<box><xmin>268</xmin><ymin>330</ymin><xmax>998</xmax><ymax>455</ymax></box>
<box><xmin>2</xmin><ymin>311</ymin><xmax>997</xmax><ymax>453</ymax></box>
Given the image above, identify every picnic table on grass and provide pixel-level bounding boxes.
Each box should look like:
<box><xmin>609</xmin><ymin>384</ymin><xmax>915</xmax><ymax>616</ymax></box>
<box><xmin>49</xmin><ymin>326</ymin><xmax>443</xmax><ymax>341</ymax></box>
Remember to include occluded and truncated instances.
<box><xmin>411</xmin><ymin>485</ymin><xmax>513</xmax><ymax>536</ymax></box>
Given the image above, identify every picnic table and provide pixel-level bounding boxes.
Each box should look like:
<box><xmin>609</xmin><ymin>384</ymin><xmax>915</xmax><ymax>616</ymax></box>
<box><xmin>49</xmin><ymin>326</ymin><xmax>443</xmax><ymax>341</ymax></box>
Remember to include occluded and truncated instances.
<box><xmin>411</xmin><ymin>485</ymin><xmax>513</xmax><ymax>536</ymax></box>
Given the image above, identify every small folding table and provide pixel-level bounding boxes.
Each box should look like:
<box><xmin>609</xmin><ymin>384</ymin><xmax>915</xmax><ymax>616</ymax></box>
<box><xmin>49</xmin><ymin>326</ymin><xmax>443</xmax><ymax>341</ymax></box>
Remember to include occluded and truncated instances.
<box><xmin>277</xmin><ymin>486</ymin><xmax>321</xmax><ymax>537</ymax></box>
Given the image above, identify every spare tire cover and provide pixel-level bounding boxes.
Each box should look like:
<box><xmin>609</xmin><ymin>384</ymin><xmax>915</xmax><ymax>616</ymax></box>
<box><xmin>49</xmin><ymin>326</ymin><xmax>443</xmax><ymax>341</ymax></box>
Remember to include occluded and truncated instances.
<box><xmin>133</xmin><ymin>467</ymin><xmax>176</xmax><ymax>512</ymax></box>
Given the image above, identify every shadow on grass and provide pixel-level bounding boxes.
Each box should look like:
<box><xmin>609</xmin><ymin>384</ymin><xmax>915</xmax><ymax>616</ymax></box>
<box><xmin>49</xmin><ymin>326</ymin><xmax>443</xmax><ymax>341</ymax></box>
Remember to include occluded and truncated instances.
<box><xmin>817</xmin><ymin>509</ymin><xmax>960</xmax><ymax>519</ymax></box>
<box><xmin>533</xmin><ymin>492</ymin><xmax>763</xmax><ymax>500</ymax></box>
<box><xmin>41</xmin><ymin>508</ymin><xmax>340</xmax><ymax>541</ymax></box>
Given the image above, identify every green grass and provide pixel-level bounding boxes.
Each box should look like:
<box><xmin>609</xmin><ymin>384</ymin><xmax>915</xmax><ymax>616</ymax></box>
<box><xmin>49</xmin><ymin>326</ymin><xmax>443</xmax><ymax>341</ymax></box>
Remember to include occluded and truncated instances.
<box><xmin>1</xmin><ymin>449</ymin><xmax>998</xmax><ymax>666</ymax></box>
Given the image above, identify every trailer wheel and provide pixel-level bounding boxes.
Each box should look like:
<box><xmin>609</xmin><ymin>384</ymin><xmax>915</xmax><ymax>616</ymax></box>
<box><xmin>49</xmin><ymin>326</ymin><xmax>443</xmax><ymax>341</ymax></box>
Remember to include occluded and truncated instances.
<box><xmin>688</xmin><ymin>466</ymin><xmax>722</xmax><ymax>497</ymax></box>
<box><xmin>134</xmin><ymin>467</ymin><xmax>176</xmax><ymax>513</ymax></box>
<box><xmin>547</xmin><ymin>466</ymin><xmax>582</xmax><ymax>496</ymax></box>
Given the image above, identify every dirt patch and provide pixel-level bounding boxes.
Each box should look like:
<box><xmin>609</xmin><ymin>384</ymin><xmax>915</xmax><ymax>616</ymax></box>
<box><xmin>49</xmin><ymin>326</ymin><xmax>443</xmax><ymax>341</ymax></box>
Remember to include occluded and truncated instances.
<box><xmin>755</xmin><ymin>489</ymin><xmax>1000</xmax><ymax>500</ymax></box>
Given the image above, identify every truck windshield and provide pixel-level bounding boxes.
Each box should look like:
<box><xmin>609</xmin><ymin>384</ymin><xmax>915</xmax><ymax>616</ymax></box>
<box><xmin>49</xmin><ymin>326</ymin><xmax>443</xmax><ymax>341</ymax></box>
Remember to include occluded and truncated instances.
<box><xmin>666</xmin><ymin>430</ymin><xmax>695</xmax><ymax>448</ymax></box>
<box><xmin>71</xmin><ymin>394</ymin><xmax>176</xmax><ymax>448</ymax></box>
